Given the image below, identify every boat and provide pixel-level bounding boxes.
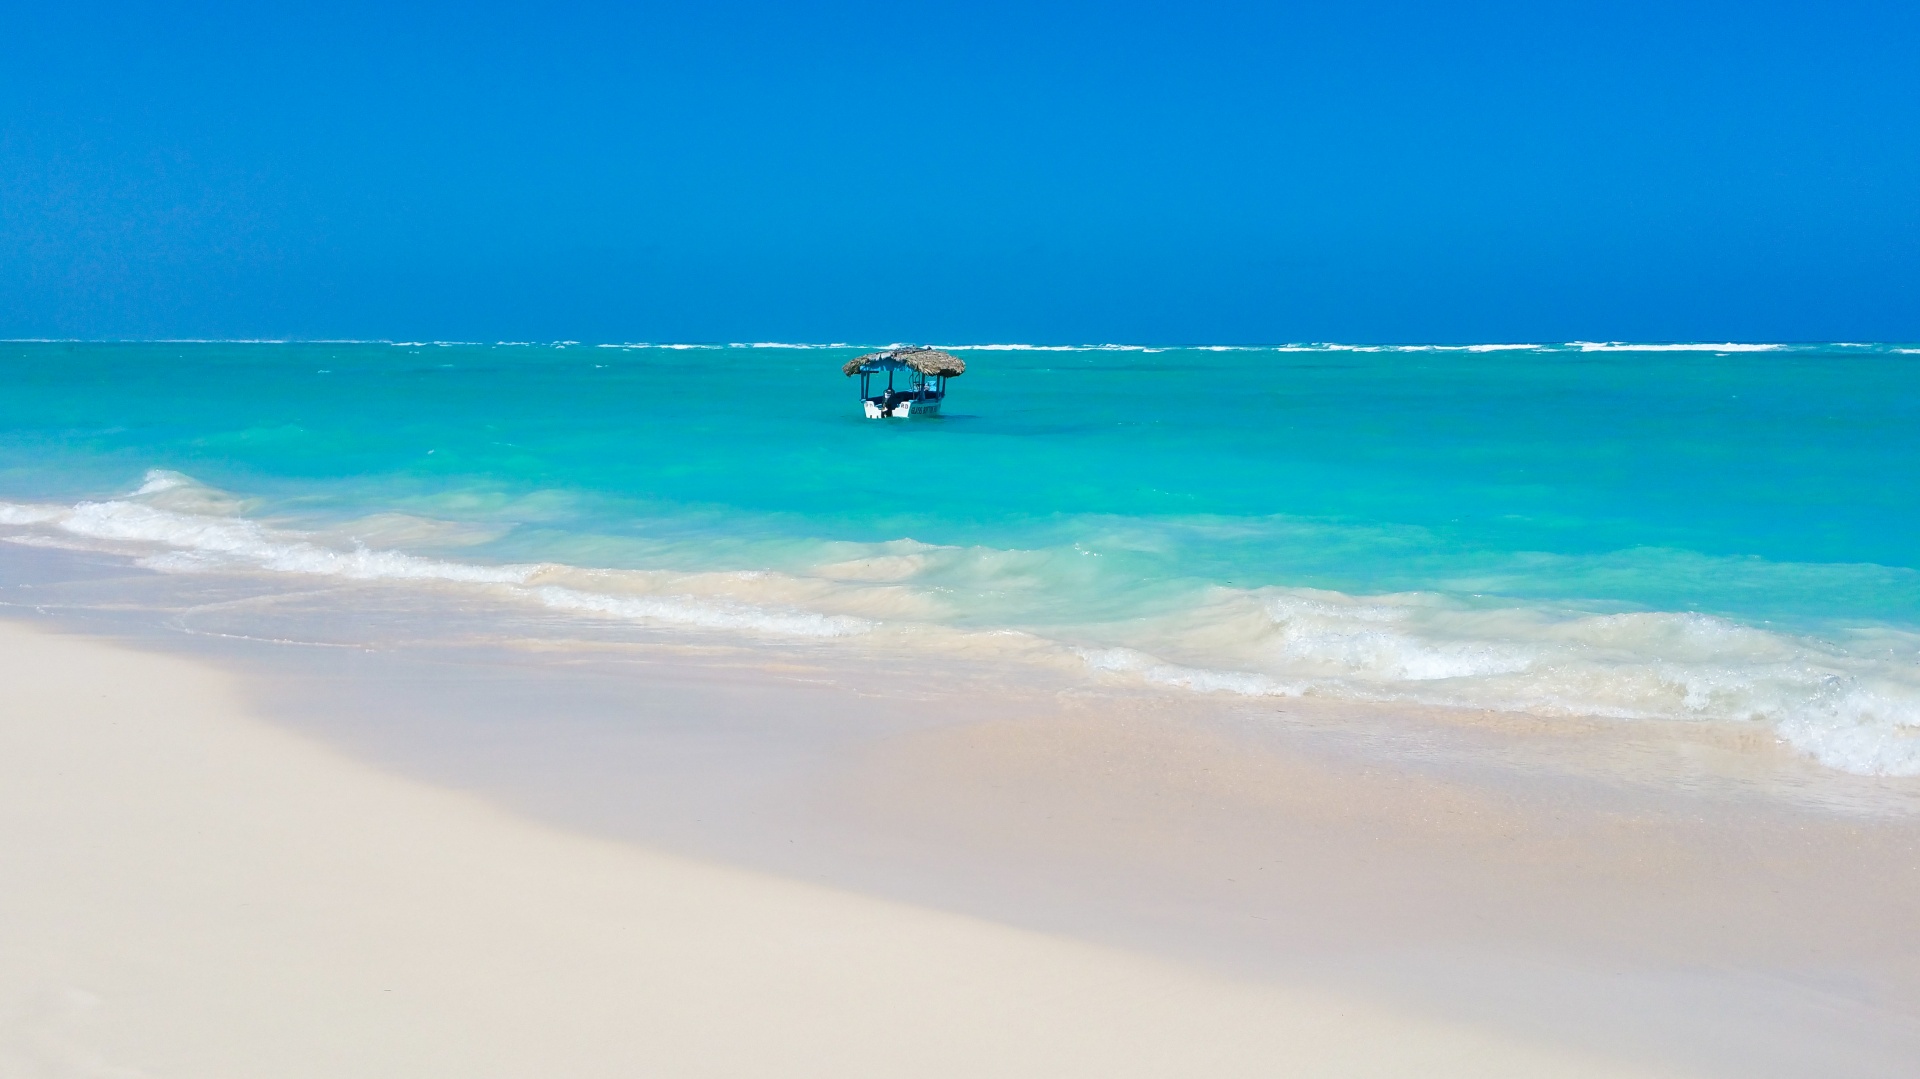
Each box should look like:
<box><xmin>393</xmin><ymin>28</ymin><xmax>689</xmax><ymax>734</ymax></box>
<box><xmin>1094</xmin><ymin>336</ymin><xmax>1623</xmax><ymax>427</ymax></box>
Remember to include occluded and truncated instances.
<box><xmin>842</xmin><ymin>347</ymin><xmax>965</xmax><ymax>418</ymax></box>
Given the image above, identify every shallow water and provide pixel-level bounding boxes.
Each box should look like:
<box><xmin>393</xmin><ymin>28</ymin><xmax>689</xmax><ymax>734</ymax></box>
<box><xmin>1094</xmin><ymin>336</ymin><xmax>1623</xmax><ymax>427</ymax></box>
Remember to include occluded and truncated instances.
<box><xmin>3</xmin><ymin>340</ymin><xmax>1918</xmax><ymax>773</ymax></box>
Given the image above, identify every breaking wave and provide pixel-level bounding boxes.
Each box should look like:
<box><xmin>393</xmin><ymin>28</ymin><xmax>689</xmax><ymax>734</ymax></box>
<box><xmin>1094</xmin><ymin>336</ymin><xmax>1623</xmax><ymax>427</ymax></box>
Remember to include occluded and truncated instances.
<box><xmin>3</xmin><ymin>472</ymin><xmax>1918</xmax><ymax>776</ymax></box>
<box><xmin>0</xmin><ymin>473</ymin><xmax>870</xmax><ymax>639</ymax></box>
<box><xmin>1077</xmin><ymin>587</ymin><xmax>1920</xmax><ymax>776</ymax></box>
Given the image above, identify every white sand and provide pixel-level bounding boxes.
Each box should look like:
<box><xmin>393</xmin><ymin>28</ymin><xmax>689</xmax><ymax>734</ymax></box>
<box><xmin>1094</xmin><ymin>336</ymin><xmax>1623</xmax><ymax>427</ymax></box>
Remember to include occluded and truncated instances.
<box><xmin>0</xmin><ymin>620</ymin><xmax>1676</xmax><ymax>1078</ymax></box>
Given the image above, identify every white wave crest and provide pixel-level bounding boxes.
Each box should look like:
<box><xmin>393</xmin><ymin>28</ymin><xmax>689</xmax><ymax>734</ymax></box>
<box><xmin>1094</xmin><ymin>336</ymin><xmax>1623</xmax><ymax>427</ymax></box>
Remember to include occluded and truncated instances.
<box><xmin>49</xmin><ymin>499</ymin><xmax>536</xmax><ymax>584</ymax></box>
<box><xmin>534</xmin><ymin>586</ymin><xmax>869</xmax><ymax>637</ymax></box>
<box><xmin>0</xmin><ymin>503</ymin><xmax>64</xmax><ymax>525</ymax></box>
<box><xmin>0</xmin><ymin>472</ymin><xmax>867</xmax><ymax>640</ymax></box>
<box><xmin>8</xmin><ymin>472</ymin><xmax>1920</xmax><ymax>775</ymax></box>
<box><xmin>1571</xmin><ymin>342</ymin><xmax>1785</xmax><ymax>352</ymax></box>
<box><xmin>725</xmin><ymin>342</ymin><xmax>853</xmax><ymax>350</ymax></box>
<box><xmin>1079</xmin><ymin>647</ymin><xmax>1306</xmax><ymax>696</ymax></box>
<box><xmin>1077</xmin><ymin>586</ymin><xmax>1920</xmax><ymax>777</ymax></box>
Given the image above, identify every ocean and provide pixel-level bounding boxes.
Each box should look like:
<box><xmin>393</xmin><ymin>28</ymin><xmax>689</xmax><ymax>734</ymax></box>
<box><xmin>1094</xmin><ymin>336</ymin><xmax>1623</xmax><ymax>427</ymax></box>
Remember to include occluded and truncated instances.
<box><xmin>2</xmin><ymin>340</ymin><xmax>1917</xmax><ymax>775</ymax></box>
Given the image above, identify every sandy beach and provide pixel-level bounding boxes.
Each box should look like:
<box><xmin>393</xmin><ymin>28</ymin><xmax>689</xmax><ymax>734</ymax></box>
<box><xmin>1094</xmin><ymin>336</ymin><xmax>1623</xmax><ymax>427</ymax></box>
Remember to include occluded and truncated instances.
<box><xmin>0</xmin><ymin>616</ymin><xmax>1699</xmax><ymax>1078</ymax></box>
<box><xmin>2</xmin><ymin>535</ymin><xmax>1918</xmax><ymax>1078</ymax></box>
<box><xmin>10</xmin><ymin>3</ymin><xmax>1919</xmax><ymax>1073</ymax></box>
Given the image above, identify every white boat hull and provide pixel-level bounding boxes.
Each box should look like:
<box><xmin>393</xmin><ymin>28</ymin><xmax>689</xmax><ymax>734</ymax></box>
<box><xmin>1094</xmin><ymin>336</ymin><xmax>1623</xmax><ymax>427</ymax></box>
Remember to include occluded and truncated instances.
<box><xmin>864</xmin><ymin>397</ymin><xmax>942</xmax><ymax>418</ymax></box>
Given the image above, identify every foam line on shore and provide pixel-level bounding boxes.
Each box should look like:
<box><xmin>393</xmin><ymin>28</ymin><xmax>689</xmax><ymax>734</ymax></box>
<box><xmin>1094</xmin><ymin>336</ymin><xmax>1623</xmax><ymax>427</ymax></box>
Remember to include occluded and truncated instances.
<box><xmin>3</xmin><ymin>471</ymin><xmax>1918</xmax><ymax>775</ymax></box>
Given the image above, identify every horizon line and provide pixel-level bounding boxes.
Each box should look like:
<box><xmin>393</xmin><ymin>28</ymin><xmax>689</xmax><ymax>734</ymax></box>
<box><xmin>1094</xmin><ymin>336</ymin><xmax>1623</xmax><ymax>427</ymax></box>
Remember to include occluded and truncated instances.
<box><xmin>6</xmin><ymin>338</ymin><xmax>1918</xmax><ymax>352</ymax></box>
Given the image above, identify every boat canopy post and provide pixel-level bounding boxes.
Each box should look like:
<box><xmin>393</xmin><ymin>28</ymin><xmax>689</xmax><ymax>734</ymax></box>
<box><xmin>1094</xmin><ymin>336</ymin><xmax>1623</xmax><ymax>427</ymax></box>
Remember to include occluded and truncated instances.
<box><xmin>842</xmin><ymin>347</ymin><xmax>966</xmax><ymax>418</ymax></box>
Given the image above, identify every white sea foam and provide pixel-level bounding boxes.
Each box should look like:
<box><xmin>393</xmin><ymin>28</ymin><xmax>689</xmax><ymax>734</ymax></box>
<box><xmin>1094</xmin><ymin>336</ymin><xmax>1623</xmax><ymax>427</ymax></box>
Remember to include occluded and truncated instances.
<box><xmin>725</xmin><ymin>342</ymin><xmax>854</xmax><ymax>350</ymax></box>
<box><xmin>935</xmin><ymin>343</ymin><xmax>1197</xmax><ymax>353</ymax></box>
<box><xmin>1080</xmin><ymin>647</ymin><xmax>1306</xmax><ymax>696</ymax></box>
<box><xmin>534</xmin><ymin>586</ymin><xmax>868</xmax><ymax>637</ymax></box>
<box><xmin>934</xmin><ymin>343</ymin><xmax>1544</xmax><ymax>354</ymax></box>
<box><xmin>0</xmin><ymin>473</ymin><xmax>867</xmax><ymax>640</ymax></box>
<box><xmin>56</xmin><ymin>500</ymin><xmax>538</xmax><ymax>583</ymax></box>
<box><xmin>563</xmin><ymin>341</ymin><xmax>1842</xmax><ymax>356</ymax></box>
<box><xmin>0</xmin><ymin>532</ymin><xmax>97</xmax><ymax>552</ymax></box>
<box><xmin>1265</xmin><ymin>344</ymin><xmax>1520</xmax><ymax>353</ymax></box>
<box><xmin>1571</xmin><ymin>342</ymin><xmax>1786</xmax><ymax>352</ymax></box>
<box><xmin>6</xmin><ymin>472</ymin><xmax>1919</xmax><ymax>775</ymax></box>
<box><xmin>1076</xmin><ymin>586</ymin><xmax>1920</xmax><ymax>776</ymax></box>
<box><xmin>939</xmin><ymin>343</ymin><xmax>1102</xmax><ymax>351</ymax></box>
<box><xmin>0</xmin><ymin>503</ymin><xmax>64</xmax><ymax>525</ymax></box>
<box><xmin>594</xmin><ymin>343</ymin><xmax>724</xmax><ymax>350</ymax></box>
<box><xmin>135</xmin><ymin>471</ymin><xmax>190</xmax><ymax>495</ymax></box>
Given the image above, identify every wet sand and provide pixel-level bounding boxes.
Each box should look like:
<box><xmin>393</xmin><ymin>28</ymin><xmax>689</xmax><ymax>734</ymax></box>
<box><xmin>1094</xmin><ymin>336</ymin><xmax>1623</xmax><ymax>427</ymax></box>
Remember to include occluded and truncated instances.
<box><xmin>3</xmin><ymin>543</ymin><xmax>1918</xmax><ymax>1076</ymax></box>
<box><xmin>0</xmin><ymin>617</ymin><xmax>1696</xmax><ymax>1078</ymax></box>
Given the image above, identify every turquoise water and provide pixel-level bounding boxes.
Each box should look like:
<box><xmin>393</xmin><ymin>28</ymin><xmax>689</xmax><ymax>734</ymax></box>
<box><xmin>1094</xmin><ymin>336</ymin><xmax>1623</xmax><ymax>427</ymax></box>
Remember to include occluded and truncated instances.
<box><xmin>3</xmin><ymin>340</ymin><xmax>1919</xmax><ymax>772</ymax></box>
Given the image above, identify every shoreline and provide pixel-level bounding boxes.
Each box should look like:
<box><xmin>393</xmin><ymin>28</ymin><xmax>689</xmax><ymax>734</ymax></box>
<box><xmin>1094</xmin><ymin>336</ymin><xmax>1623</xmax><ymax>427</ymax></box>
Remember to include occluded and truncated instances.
<box><xmin>4</xmin><ymin>544</ymin><xmax>1920</xmax><ymax>1075</ymax></box>
<box><xmin>5</xmin><ymin>466</ymin><xmax>1920</xmax><ymax>781</ymax></box>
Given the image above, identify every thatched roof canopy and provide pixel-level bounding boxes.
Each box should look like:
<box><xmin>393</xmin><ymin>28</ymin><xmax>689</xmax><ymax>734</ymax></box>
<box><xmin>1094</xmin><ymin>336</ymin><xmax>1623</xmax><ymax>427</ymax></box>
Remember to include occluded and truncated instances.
<box><xmin>842</xmin><ymin>347</ymin><xmax>965</xmax><ymax>378</ymax></box>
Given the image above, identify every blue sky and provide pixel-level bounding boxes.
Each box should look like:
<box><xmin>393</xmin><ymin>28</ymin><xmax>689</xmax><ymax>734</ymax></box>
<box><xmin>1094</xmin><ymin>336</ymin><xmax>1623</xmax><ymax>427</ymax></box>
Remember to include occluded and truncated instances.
<box><xmin>4</xmin><ymin>0</ymin><xmax>1917</xmax><ymax>343</ymax></box>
